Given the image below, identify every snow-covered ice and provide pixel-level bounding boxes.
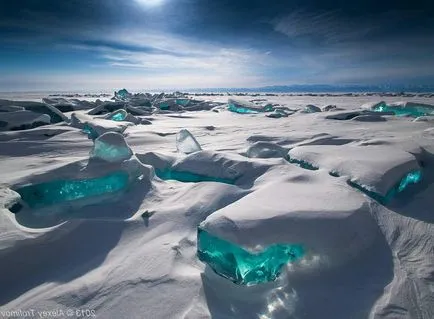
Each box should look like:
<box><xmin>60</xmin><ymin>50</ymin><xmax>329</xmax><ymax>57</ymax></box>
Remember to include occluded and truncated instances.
<box><xmin>0</xmin><ymin>92</ymin><xmax>433</xmax><ymax>319</ymax></box>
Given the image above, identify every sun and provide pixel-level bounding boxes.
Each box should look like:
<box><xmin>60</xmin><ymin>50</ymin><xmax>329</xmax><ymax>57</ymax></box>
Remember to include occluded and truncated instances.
<box><xmin>135</xmin><ymin>0</ymin><xmax>165</xmax><ymax>7</ymax></box>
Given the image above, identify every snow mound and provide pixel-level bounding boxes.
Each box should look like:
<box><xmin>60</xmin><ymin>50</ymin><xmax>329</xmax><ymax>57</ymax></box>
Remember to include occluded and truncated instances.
<box><xmin>288</xmin><ymin>145</ymin><xmax>421</xmax><ymax>197</ymax></box>
<box><xmin>0</xmin><ymin>111</ymin><xmax>51</xmax><ymax>131</ymax></box>
<box><xmin>11</xmin><ymin>134</ymin><xmax>151</xmax><ymax>226</ymax></box>
<box><xmin>87</xmin><ymin>101</ymin><xmax>126</xmax><ymax>115</ymax></box>
<box><xmin>351</xmin><ymin>114</ymin><xmax>386</xmax><ymax>122</ymax></box>
<box><xmin>0</xmin><ymin>105</ymin><xmax>25</xmax><ymax>112</ymax></box>
<box><xmin>171</xmin><ymin>151</ymin><xmax>274</xmax><ymax>182</ymax></box>
<box><xmin>413</xmin><ymin>116</ymin><xmax>434</xmax><ymax>122</ymax></box>
<box><xmin>324</xmin><ymin>110</ymin><xmax>365</xmax><ymax>120</ymax></box>
<box><xmin>71</xmin><ymin>113</ymin><xmax>132</xmax><ymax>139</ymax></box>
<box><xmin>200</xmin><ymin>166</ymin><xmax>378</xmax><ymax>266</ymax></box>
<box><xmin>0</xmin><ymin>100</ymin><xmax>68</xmax><ymax>123</ymax></box>
<box><xmin>125</xmin><ymin>105</ymin><xmax>152</xmax><ymax>116</ymax></box>
<box><xmin>42</xmin><ymin>98</ymin><xmax>95</xmax><ymax>112</ymax></box>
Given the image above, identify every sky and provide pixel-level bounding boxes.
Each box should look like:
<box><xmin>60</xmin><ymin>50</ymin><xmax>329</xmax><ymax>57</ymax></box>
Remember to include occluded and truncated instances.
<box><xmin>0</xmin><ymin>0</ymin><xmax>434</xmax><ymax>91</ymax></box>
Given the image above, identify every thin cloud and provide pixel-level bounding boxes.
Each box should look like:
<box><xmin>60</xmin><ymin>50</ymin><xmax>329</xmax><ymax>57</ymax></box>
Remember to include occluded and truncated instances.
<box><xmin>273</xmin><ymin>10</ymin><xmax>377</xmax><ymax>44</ymax></box>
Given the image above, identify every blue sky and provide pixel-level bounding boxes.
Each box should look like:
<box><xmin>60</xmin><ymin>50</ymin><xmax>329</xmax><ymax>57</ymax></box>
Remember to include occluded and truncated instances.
<box><xmin>1</xmin><ymin>0</ymin><xmax>434</xmax><ymax>91</ymax></box>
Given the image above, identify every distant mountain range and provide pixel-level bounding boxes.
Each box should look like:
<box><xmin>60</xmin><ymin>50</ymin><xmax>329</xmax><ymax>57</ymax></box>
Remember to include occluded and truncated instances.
<box><xmin>187</xmin><ymin>84</ymin><xmax>434</xmax><ymax>93</ymax></box>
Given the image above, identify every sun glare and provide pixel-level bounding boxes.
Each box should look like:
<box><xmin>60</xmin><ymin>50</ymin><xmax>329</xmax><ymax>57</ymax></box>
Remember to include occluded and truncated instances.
<box><xmin>135</xmin><ymin>0</ymin><xmax>165</xmax><ymax>7</ymax></box>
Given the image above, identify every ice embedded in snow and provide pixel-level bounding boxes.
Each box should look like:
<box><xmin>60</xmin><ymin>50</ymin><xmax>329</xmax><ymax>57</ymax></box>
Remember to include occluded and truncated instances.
<box><xmin>155</xmin><ymin>99</ymin><xmax>183</xmax><ymax>111</ymax></box>
<box><xmin>175</xmin><ymin>98</ymin><xmax>191</xmax><ymax>106</ymax></box>
<box><xmin>287</xmin><ymin>145</ymin><xmax>422</xmax><ymax>202</ymax></box>
<box><xmin>176</xmin><ymin>129</ymin><xmax>202</xmax><ymax>154</ymax></box>
<box><xmin>266</xmin><ymin>109</ymin><xmax>290</xmax><ymax>118</ymax></box>
<box><xmin>227</xmin><ymin>98</ymin><xmax>274</xmax><ymax>114</ymax></box>
<box><xmin>365</xmin><ymin>101</ymin><xmax>434</xmax><ymax>117</ymax></box>
<box><xmin>303</xmin><ymin>104</ymin><xmax>321</xmax><ymax>113</ymax></box>
<box><xmin>155</xmin><ymin>169</ymin><xmax>235</xmax><ymax>184</ymax></box>
<box><xmin>197</xmin><ymin>227</ymin><xmax>304</xmax><ymax>285</ymax></box>
<box><xmin>114</xmin><ymin>88</ymin><xmax>132</xmax><ymax>101</ymax></box>
<box><xmin>108</xmin><ymin>109</ymin><xmax>128</xmax><ymax>121</ymax></box>
<box><xmin>12</xmin><ymin>133</ymin><xmax>151</xmax><ymax>217</ymax></box>
<box><xmin>71</xmin><ymin>112</ymin><xmax>132</xmax><ymax>139</ymax></box>
<box><xmin>321</xmin><ymin>104</ymin><xmax>337</xmax><ymax>112</ymax></box>
<box><xmin>90</xmin><ymin>132</ymin><xmax>133</xmax><ymax>163</ymax></box>
<box><xmin>16</xmin><ymin>171</ymin><xmax>130</xmax><ymax>209</ymax></box>
<box><xmin>200</xmin><ymin>166</ymin><xmax>379</xmax><ymax>269</ymax></box>
<box><xmin>246</xmin><ymin>141</ymin><xmax>288</xmax><ymax>159</ymax></box>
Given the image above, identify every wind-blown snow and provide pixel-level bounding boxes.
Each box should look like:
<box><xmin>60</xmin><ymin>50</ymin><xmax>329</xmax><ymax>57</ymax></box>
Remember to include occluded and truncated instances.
<box><xmin>0</xmin><ymin>92</ymin><xmax>433</xmax><ymax>319</ymax></box>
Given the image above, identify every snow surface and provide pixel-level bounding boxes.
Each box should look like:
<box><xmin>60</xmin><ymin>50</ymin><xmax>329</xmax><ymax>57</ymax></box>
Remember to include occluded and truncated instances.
<box><xmin>0</xmin><ymin>93</ymin><xmax>433</xmax><ymax>319</ymax></box>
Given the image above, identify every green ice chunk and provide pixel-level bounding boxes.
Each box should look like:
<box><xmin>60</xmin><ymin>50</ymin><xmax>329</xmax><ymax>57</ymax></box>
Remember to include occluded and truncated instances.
<box><xmin>197</xmin><ymin>228</ymin><xmax>304</xmax><ymax>285</ymax></box>
<box><xmin>17</xmin><ymin>171</ymin><xmax>130</xmax><ymax>208</ymax></box>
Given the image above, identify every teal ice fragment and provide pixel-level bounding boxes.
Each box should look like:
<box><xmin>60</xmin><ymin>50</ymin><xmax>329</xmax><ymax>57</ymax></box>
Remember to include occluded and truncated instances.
<box><xmin>17</xmin><ymin>171</ymin><xmax>130</xmax><ymax>209</ymax></box>
<box><xmin>155</xmin><ymin>169</ymin><xmax>235</xmax><ymax>184</ymax></box>
<box><xmin>228</xmin><ymin>103</ymin><xmax>259</xmax><ymax>114</ymax></box>
<box><xmin>175</xmin><ymin>99</ymin><xmax>190</xmax><ymax>106</ymax></box>
<box><xmin>372</xmin><ymin>104</ymin><xmax>434</xmax><ymax>117</ymax></box>
<box><xmin>286</xmin><ymin>156</ymin><xmax>319</xmax><ymax>170</ymax></box>
<box><xmin>227</xmin><ymin>99</ymin><xmax>274</xmax><ymax>114</ymax></box>
<box><xmin>111</xmin><ymin>109</ymin><xmax>128</xmax><ymax>121</ymax></box>
<box><xmin>115</xmin><ymin>89</ymin><xmax>130</xmax><ymax>100</ymax></box>
<box><xmin>82</xmin><ymin>124</ymin><xmax>99</xmax><ymax>140</ymax></box>
<box><xmin>397</xmin><ymin>170</ymin><xmax>422</xmax><ymax>192</ymax></box>
<box><xmin>159</xmin><ymin>102</ymin><xmax>170</xmax><ymax>110</ymax></box>
<box><xmin>197</xmin><ymin>228</ymin><xmax>304</xmax><ymax>285</ymax></box>
<box><xmin>348</xmin><ymin>169</ymin><xmax>423</xmax><ymax>204</ymax></box>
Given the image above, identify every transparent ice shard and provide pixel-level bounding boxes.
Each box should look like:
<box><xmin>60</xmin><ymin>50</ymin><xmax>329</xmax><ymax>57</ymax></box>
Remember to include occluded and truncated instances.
<box><xmin>16</xmin><ymin>171</ymin><xmax>129</xmax><ymax>209</ymax></box>
<box><xmin>110</xmin><ymin>109</ymin><xmax>128</xmax><ymax>121</ymax></box>
<box><xmin>197</xmin><ymin>228</ymin><xmax>304</xmax><ymax>285</ymax></box>
<box><xmin>90</xmin><ymin>132</ymin><xmax>133</xmax><ymax>163</ymax></box>
<box><xmin>176</xmin><ymin>129</ymin><xmax>202</xmax><ymax>154</ymax></box>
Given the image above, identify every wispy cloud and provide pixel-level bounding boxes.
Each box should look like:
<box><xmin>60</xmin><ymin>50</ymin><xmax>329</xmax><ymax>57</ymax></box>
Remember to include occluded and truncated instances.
<box><xmin>273</xmin><ymin>10</ymin><xmax>377</xmax><ymax>44</ymax></box>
